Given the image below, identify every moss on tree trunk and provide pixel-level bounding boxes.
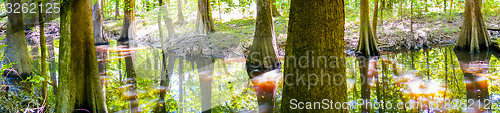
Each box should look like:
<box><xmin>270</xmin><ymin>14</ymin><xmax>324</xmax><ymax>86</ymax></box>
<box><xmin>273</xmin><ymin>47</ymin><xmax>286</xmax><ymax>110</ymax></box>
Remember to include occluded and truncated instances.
<box><xmin>282</xmin><ymin>0</ymin><xmax>348</xmax><ymax>112</ymax></box>
<box><xmin>60</xmin><ymin>0</ymin><xmax>108</xmax><ymax>112</ymax></box>
<box><xmin>356</xmin><ymin>0</ymin><xmax>380</xmax><ymax>56</ymax></box>
<box><xmin>198</xmin><ymin>0</ymin><xmax>215</xmax><ymax>33</ymax></box>
<box><xmin>38</xmin><ymin>0</ymin><xmax>48</xmax><ymax>108</ymax></box>
<box><xmin>454</xmin><ymin>0</ymin><xmax>491</xmax><ymax>52</ymax></box>
<box><xmin>55</xmin><ymin>0</ymin><xmax>72</xmax><ymax>112</ymax></box>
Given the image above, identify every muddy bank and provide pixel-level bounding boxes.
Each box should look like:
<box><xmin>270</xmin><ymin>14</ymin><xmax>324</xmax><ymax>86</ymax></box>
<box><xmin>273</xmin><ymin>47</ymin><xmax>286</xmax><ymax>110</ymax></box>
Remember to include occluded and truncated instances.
<box><xmin>344</xmin><ymin>15</ymin><xmax>500</xmax><ymax>55</ymax></box>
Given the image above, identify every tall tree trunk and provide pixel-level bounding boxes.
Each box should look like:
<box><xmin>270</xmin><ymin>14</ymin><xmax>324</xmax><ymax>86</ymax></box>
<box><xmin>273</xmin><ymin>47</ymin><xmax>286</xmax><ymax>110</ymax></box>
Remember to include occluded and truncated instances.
<box><xmin>55</xmin><ymin>0</ymin><xmax>72</xmax><ymax>112</ymax></box>
<box><xmin>372</xmin><ymin>0</ymin><xmax>379</xmax><ymax>40</ymax></box>
<box><xmin>271</xmin><ymin>0</ymin><xmax>281</xmax><ymax>17</ymax></box>
<box><xmin>94</xmin><ymin>0</ymin><xmax>108</xmax><ymax>45</ymax></box>
<box><xmin>246</xmin><ymin>0</ymin><xmax>281</xmax><ymax>112</ymax></box>
<box><xmin>55</xmin><ymin>0</ymin><xmax>108</xmax><ymax>112</ymax></box>
<box><xmin>198</xmin><ymin>0</ymin><xmax>215</xmax><ymax>33</ymax></box>
<box><xmin>101</xmin><ymin>0</ymin><xmax>105</xmax><ymax>13</ymax></box>
<box><xmin>380</xmin><ymin>0</ymin><xmax>384</xmax><ymax>31</ymax></box>
<box><xmin>49</xmin><ymin>30</ymin><xmax>57</xmax><ymax>95</ymax></box>
<box><xmin>177</xmin><ymin>0</ymin><xmax>186</xmax><ymax>24</ymax></box>
<box><xmin>94</xmin><ymin>0</ymin><xmax>110</xmax><ymax>107</ymax></box>
<box><xmin>410</xmin><ymin>0</ymin><xmax>413</xmax><ymax>34</ymax></box>
<box><xmin>163</xmin><ymin>0</ymin><xmax>176</xmax><ymax>38</ymax></box>
<box><xmin>195</xmin><ymin>4</ymin><xmax>202</xmax><ymax>33</ymax></box>
<box><xmin>119</xmin><ymin>0</ymin><xmax>135</xmax><ymax>42</ymax></box>
<box><xmin>115</xmin><ymin>0</ymin><xmax>120</xmax><ymax>20</ymax></box>
<box><xmin>356</xmin><ymin>0</ymin><xmax>380</xmax><ymax>56</ymax></box>
<box><xmin>38</xmin><ymin>0</ymin><xmax>48</xmax><ymax>109</ymax></box>
<box><xmin>155</xmin><ymin>1</ymin><xmax>170</xmax><ymax>111</ymax></box>
<box><xmin>282</xmin><ymin>0</ymin><xmax>347</xmax><ymax>112</ymax></box>
<box><xmin>2</xmin><ymin>0</ymin><xmax>32</xmax><ymax>81</ymax></box>
<box><xmin>454</xmin><ymin>0</ymin><xmax>490</xmax><ymax>52</ymax></box>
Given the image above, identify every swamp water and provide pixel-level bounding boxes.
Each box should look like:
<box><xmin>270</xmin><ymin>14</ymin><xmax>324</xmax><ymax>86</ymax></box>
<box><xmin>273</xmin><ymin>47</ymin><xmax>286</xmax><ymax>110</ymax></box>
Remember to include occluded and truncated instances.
<box><xmin>98</xmin><ymin>44</ymin><xmax>500</xmax><ymax>112</ymax></box>
<box><xmin>3</xmin><ymin>41</ymin><xmax>500</xmax><ymax>113</ymax></box>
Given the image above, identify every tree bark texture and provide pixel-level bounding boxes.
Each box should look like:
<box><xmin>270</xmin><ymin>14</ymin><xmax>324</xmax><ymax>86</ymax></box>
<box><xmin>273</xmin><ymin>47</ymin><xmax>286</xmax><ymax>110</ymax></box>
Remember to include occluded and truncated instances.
<box><xmin>454</xmin><ymin>0</ymin><xmax>491</xmax><ymax>52</ymax></box>
<box><xmin>282</xmin><ymin>0</ymin><xmax>348</xmax><ymax>112</ymax></box>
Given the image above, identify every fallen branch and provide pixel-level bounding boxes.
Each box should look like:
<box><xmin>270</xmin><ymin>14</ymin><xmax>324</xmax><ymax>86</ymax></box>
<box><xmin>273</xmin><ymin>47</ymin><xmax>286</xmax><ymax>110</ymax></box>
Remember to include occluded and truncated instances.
<box><xmin>487</xmin><ymin>28</ymin><xmax>500</xmax><ymax>31</ymax></box>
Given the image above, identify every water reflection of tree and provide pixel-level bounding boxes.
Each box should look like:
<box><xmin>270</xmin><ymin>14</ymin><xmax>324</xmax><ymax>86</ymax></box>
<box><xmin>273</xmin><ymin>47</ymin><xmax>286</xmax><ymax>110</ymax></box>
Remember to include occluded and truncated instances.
<box><xmin>455</xmin><ymin>50</ymin><xmax>492</xmax><ymax>112</ymax></box>
<box><xmin>356</xmin><ymin>56</ymin><xmax>377</xmax><ymax>113</ymax></box>
<box><xmin>192</xmin><ymin>52</ymin><xmax>216</xmax><ymax>113</ymax></box>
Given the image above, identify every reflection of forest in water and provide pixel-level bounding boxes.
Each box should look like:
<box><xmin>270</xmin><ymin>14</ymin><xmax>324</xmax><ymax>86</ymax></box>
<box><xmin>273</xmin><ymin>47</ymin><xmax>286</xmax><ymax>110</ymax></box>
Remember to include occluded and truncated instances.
<box><xmin>347</xmin><ymin>47</ymin><xmax>500</xmax><ymax>113</ymax></box>
<box><xmin>98</xmin><ymin>43</ymin><xmax>499</xmax><ymax>112</ymax></box>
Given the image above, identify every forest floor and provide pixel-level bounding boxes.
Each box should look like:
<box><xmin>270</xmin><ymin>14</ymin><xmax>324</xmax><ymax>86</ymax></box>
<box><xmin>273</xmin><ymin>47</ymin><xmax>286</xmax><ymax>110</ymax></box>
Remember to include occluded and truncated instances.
<box><xmin>1</xmin><ymin>12</ymin><xmax>499</xmax><ymax>57</ymax></box>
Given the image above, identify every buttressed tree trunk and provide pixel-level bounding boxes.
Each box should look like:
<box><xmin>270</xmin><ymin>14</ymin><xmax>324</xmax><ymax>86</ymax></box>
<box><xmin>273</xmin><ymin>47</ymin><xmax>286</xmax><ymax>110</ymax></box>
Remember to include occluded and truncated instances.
<box><xmin>55</xmin><ymin>0</ymin><xmax>72</xmax><ymax>112</ymax></box>
<box><xmin>119</xmin><ymin>0</ymin><xmax>136</xmax><ymax>42</ymax></box>
<box><xmin>94</xmin><ymin>0</ymin><xmax>108</xmax><ymax>45</ymax></box>
<box><xmin>246</xmin><ymin>0</ymin><xmax>281</xmax><ymax>112</ymax></box>
<box><xmin>3</xmin><ymin>0</ymin><xmax>32</xmax><ymax>79</ymax></box>
<box><xmin>68</xmin><ymin>0</ymin><xmax>108</xmax><ymax>112</ymax></box>
<box><xmin>454</xmin><ymin>0</ymin><xmax>491</xmax><ymax>52</ymax></box>
<box><xmin>247</xmin><ymin>0</ymin><xmax>281</xmax><ymax>79</ymax></box>
<box><xmin>282</xmin><ymin>0</ymin><xmax>347</xmax><ymax>112</ymax></box>
<box><xmin>356</xmin><ymin>0</ymin><xmax>380</xmax><ymax>56</ymax></box>
<box><xmin>271</xmin><ymin>0</ymin><xmax>281</xmax><ymax>17</ymax></box>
